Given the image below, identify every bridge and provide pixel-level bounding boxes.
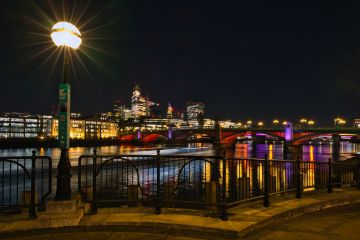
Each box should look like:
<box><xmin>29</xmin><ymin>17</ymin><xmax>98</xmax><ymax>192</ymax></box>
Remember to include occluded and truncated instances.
<box><xmin>118</xmin><ymin>125</ymin><xmax>360</xmax><ymax>145</ymax></box>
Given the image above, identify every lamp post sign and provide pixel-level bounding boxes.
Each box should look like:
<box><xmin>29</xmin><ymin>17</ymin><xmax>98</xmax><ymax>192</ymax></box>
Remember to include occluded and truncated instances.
<box><xmin>59</xmin><ymin>83</ymin><xmax>70</xmax><ymax>149</ymax></box>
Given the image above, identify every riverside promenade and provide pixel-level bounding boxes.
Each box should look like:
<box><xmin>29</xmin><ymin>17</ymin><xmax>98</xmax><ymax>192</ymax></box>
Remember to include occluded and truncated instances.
<box><xmin>1</xmin><ymin>187</ymin><xmax>360</xmax><ymax>239</ymax></box>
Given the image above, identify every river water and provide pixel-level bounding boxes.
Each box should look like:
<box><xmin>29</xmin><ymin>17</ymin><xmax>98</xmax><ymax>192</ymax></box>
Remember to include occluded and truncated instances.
<box><xmin>0</xmin><ymin>141</ymin><xmax>358</xmax><ymax>166</ymax></box>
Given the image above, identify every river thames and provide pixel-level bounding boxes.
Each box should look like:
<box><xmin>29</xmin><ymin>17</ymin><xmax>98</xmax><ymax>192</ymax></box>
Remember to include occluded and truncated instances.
<box><xmin>0</xmin><ymin>141</ymin><xmax>358</xmax><ymax>166</ymax></box>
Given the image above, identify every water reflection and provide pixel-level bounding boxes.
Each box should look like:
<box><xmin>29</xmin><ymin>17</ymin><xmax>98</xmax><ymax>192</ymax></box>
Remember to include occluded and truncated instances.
<box><xmin>233</xmin><ymin>142</ymin><xmax>358</xmax><ymax>162</ymax></box>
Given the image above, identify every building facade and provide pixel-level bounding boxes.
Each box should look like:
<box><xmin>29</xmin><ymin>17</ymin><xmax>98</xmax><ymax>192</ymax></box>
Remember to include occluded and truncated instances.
<box><xmin>0</xmin><ymin>113</ymin><xmax>52</xmax><ymax>138</ymax></box>
<box><xmin>52</xmin><ymin>118</ymin><xmax>118</xmax><ymax>139</ymax></box>
<box><xmin>131</xmin><ymin>86</ymin><xmax>148</xmax><ymax>119</ymax></box>
<box><xmin>186</xmin><ymin>101</ymin><xmax>205</xmax><ymax>125</ymax></box>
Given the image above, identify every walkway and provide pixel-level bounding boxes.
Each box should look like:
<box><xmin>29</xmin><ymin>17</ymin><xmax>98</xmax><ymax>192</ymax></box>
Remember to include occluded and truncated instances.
<box><xmin>247</xmin><ymin>205</ymin><xmax>360</xmax><ymax>240</ymax></box>
<box><xmin>1</xmin><ymin>187</ymin><xmax>360</xmax><ymax>239</ymax></box>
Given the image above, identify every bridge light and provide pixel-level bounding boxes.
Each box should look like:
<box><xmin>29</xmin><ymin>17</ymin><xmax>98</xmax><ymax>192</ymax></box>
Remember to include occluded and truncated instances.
<box><xmin>308</xmin><ymin>120</ymin><xmax>315</xmax><ymax>125</ymax></box>
<box><xmin>334</xmin><ymin>117</ymin><xmax>346</xmax><ymax>126</ymax></box>
<box><xmin>258</xmin><ymin>121</ymin><xmax>264</xmax><ymax>127</ymax></box>
<box><xmin>282</xmin><ymin>121</ymin><xmax>287</xmax><ymax>125</ymax></box>
<box><xmin>246</xmin><ymin>120</ymin><xmax>252</xmax><ymax>125</ymax></box>
<box><xmin>273</xmin><ymin>119</ymin><xmax>279</xmax><ymax>124</ymax></box>
<box><xmin>300</xmin><ymin>118</ymin><xmax>307</xmax><ymax>123</ymax></box>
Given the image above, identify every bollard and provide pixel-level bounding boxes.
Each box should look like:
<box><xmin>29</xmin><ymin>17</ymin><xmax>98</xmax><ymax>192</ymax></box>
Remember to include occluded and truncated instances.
<box><xmin>263</xmin><ymin>154</ymin><xmax>270</xmax><ymax>207</ymax></box>
<box><xmin>220</xmin><ymin>151</ymin><xmax>228</xmax><ymax>221</ymax></box>
<box><xmin>29</xmin><ymin>151</ymin><xmax>37</xmax><ymax>219</ymax></box>
<box><xmin>328</xmin><ymin>158</ymin><xmax>333</xmax><ymax>193</ymax></box>
<box><xmin>91</xmin><ymin>149</ymin><xmax>98</xmax><ymax>214</ymax></box>
<box><xmin>296</xmin><ymin>157</ymin><xmax>303</xmax><ymax>199</ymax></box>
<box><xmin>155</xmin><ymin>149</ymin><xmax>161</xmax><ymax>215</ymax></box>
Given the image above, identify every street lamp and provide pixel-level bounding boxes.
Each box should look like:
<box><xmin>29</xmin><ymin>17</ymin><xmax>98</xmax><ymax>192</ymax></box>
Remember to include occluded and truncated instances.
<box><xmin>308</xmin><ymin>120</ymin><xmax>315</xmax><ymax>126</ymax></box>
<box><xmin>51</xmin><ymin>21</ymin><xmax>82</xmax><ymax>200</ymax></box>
<box><xmin>334</xmin><ymin>117</ymin><xmax>346</xmax><ymax>127</ymax></box>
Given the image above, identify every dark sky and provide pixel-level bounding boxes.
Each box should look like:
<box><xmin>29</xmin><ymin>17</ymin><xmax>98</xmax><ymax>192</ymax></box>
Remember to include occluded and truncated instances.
<box><xmin>1</xmin><ymin>0</ymin><xmax>360</xmax><ymax>125</ymax></box>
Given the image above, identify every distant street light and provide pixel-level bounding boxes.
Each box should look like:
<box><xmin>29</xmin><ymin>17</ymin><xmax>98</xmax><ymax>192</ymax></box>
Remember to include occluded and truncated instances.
<box><xmin>300</xmin><ymin>118</ymin><xmax>307</xmax><ymax>123</ymax></box>
<box><xmin>258</xmin><ymin>121</ymin><xmax>264</xmax><ymax>127</ymax></box>
<box><xmin>51</xmin><ymin>21</ymin><xmax>82</xmax><ymax>200</ymax></box>
<box><xmin>308</xmin><ymin>120</ymin><xmax>315</xmax><ymax>126</ymax></box>
<box><xmin>334</xmin><ymin>117</ymin><xmax>346</xmax><ymax>127</ymax></box>
<box><xmin>273</xmin><ymin>119</ymin><xmax>279</xmax><ymax>125</ymax></box>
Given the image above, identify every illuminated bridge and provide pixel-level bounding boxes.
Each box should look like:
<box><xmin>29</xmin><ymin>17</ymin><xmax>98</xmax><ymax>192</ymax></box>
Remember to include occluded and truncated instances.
<box><xmin>118</xmin><ymin>126</ymin><xmax>360</xmax><ymax>145</ymax></box>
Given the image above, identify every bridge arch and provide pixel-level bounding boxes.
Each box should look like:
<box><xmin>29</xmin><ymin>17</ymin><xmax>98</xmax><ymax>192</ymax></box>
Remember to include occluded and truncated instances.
<box><xmin>221</xmin><ymin>132</ymin><xmax>284</xmax><ymax>144</ymax></box>
<box><xmin>142</xmin><ymin>133</ymin><xmax>168</xmax><ymax>142</ymax></box>
<box><xmin>119</xmin><ymin>134</ymin><xmax>136</xmax><ymax>142</ymax></box>
<box><xmin>293</xmin><ymin>133</ymin><xmax>332</xmax><ymax>144</ymax></box>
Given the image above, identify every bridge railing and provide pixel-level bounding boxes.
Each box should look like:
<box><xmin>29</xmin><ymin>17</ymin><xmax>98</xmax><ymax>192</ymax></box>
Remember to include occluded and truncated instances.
<box><xmin>0</xmin><ymin>151</ymin><xmax>52</xmax><ymax>218</ymax></box>
<box><xmin>78</xmin><ymin>150</ymin><xmax>360</xmax><ymax>220</ymax></box>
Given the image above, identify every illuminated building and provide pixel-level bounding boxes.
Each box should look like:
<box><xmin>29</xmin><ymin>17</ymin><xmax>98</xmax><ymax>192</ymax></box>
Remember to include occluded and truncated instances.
<box><xmin>203</xmin><ymin>119</ymin><xmax>215</xmax><ymax>128</ymax></box>
<box><xmin>143</xmin><ymin>118</ymin><xmax>169</xmax><ymax>130</ymax></box>
<box><xmin>186</xmin><ymin>102</ymin><xmax>205</xmax><ymax>126</ymax></box>
<box><xmin>131</xmin><ymin>85</ymin><xmax>148</xmax><ymax>119</ymax></box>
<box><xmin>70</xmin><ymin>113</ymin><xmax>82</xmax><ymax>119</ymax></box>
<box><xmin>219</xmin><ymin>120</ymin><xmax>237</xmax><ymax>128</ymax></box>
<box><xmin>353</xmin><ymin>119</ymin><xmax>360</xmax><ymax>128</ymax></box>
<box><xmin>167</xmin><ymin>103</ymin><xmax>173</xmax><ymax>118</ymax></box>
<box><xmin>0</xmin><ymin>113</ymin><xmax>52</xmax><ymax>138</ymax></box>
<box><xmin>52</xmin><ymin>118</ymin><xmax>118</xmax><ymax>139</ymax></box>
<box><xmin>52</xmin><ymin>119</ymin><xmax>85</xmax><ymax>139</ymax></box>
<box><xmin>123</xmin><ymin>109</ymin><xmax>132</xmax><ymax>120</ymax></box>
<box><xmin>113</xmin><ymin>100</ymin><xmax>126</xmax><ymax>120</ymax></box>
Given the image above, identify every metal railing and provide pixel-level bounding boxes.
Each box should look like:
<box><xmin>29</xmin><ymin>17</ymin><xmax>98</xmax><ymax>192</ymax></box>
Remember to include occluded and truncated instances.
<box><xmin>0</xmin><ymin>151</ymin><xmax>52</xmax><ymax>218</ymax></box>
<box><xmin>78</xmin><ymin>150</ymin><xmax>360</xmax><ymax>220</ymax></box>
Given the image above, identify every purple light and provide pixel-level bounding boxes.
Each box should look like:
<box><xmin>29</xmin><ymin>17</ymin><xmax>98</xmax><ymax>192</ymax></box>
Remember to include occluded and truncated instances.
<box><xmin>285</xmin><ymin>122</ymin><xmax>293</xmax><ymax>142</ymax></box>
<box><xmin>168</xmin><ymin>127</ymin><xmax>173</xmax><ymax>139</ymax></box>
<box><xmin>137</xmin><ymin>129</ymin><xmax>141</xmax><ymax>140</ymax></box>
<box><xmin>256</xmin><ymin>133</ymin><xmax>266</xmax><ymax>136</ymax></box>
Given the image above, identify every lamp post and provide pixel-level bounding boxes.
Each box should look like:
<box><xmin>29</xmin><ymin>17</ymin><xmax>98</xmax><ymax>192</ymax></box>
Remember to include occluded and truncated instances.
<box><xmin>51</xmin><ymin>22</ymin><xmax>82</xmax><ymax>200</ymax></box>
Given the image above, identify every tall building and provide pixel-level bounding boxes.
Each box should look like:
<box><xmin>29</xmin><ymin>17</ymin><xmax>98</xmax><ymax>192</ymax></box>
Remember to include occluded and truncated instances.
<box><xmin>113</xmin><ymin>100</ymin><xmax>126</xmax><ymax>120</ymax></box>
<box><xmin>167</xmin><ymin>103</ymin><xmax>174</xmax><ymax>118</ymax></box>
<box><xmin>186</xmin><ymin>101</ymin><xmax>205</xmax><ymax>121</ymax></box>
<box><xmin>149</xmin><ymin>103</ymin><xmax>161</xmax><ymax>118</ymax></box>
<box><xmin>131</xmin><ymin>85</ymin><xmax>148</xmax><ymax>119</ymax></box>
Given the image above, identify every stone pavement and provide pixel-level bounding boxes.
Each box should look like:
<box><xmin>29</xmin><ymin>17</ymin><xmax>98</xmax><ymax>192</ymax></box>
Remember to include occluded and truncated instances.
<box><xmin>1</xmin><ymin>187</ymin><xmax>360</xmax><ymax>239</ymax></box>
<box><xmin>246</xmin><ymin>205</ymin><xmax>360</xmax><ymax>240</ymax></box>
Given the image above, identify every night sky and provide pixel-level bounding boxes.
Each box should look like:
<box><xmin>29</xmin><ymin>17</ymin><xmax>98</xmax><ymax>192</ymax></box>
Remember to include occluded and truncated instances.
<box><xmin>1</xmin><ymin>0</ymin><xmax>360</xmax><ymax>125</ymax></box>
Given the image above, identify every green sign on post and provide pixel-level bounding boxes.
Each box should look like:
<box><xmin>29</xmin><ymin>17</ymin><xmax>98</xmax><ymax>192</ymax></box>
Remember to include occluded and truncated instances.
<box><xmin>58</xmin><ymin>83</ymin><xmax>71</xmax><ymax>149</ymax></box>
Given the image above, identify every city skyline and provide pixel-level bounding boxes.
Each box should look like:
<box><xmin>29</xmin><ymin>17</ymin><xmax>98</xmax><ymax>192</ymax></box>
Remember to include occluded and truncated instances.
<box><xmin>1</xmin><ymin>1</ymin><xmax>360</xmax><ymax>125</ymax></box>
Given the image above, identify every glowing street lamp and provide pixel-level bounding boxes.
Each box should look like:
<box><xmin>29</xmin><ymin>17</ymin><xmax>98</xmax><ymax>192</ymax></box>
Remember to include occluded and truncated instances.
<box><xmin>258</xmin><ymin>121</ymin><xmax>264</xmax><ymax>127</ymax></box>
<box><xmin>273</xmin><ymin>119</ymin><xmax>279</xmax><ymax>125</ymax></box>
<box><xmin>51</xmin><ymin>22</ymin><xmax>82</xmax><ymax>49</ymax></box>
<box><xmin>51</xmin><ymin>21</ymin><xmax>82</xmax><ymax>200</ymax></box>
<box><xmin>334</xmin><ymin>117</ymin><xmax>346</xmax><ymax>127</ymax></box>
<box><xmin>308</xmin><ymin>120</ymin><xmax>315</xmax><ymax>126</ymax></box>
<box><xmin>300</xmin><ymin>118</ymin><xmax>307</xmax><ymax>123</ymax></box>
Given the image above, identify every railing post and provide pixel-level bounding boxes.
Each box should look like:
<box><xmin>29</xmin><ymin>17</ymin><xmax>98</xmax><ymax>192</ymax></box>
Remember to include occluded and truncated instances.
<box><xmin>328</xmin><ymin>158</ymin><xmax>333</xmax><ymax>193</ymax></box>
<box><xmin>91</xmin><ymin>149</ymin><xmax>98</xmax><ymax>214</ymax></box>
<box><xmin>220</xmin><ymin>151</ymin><xmax>228</xmax><ymax>221</ymax></box>
<box><xmin>358</xmin><ymin>164</ymin><xmax>360</xmax><ymax>190</ymax></box>
<box><xmin>78</xmin><ymin>155</ymin><xmax>81</xmax><ymax>193</ymax></box>
<box><xmin>29</xmin><ymin>151</ymin><xmax>36</xmax><ymax>219</ymax></box>
<box><xmin>263</xmin><ymin>154</ymin><xmax>270</xmax><ymax>207</ymax></box>
<box><xmin>155</xmin><ymin>149</ymin><xmax>161</xmax><ymax>215</ymax></box>
<box><xmin>296</xmin><ymin>157</ymin><xmax>303</xmax><ymax>199</ymax></box>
